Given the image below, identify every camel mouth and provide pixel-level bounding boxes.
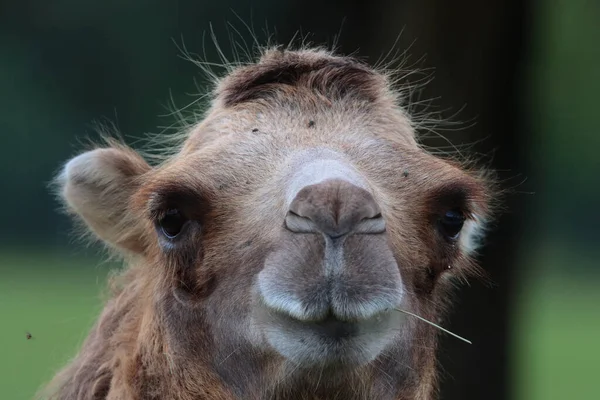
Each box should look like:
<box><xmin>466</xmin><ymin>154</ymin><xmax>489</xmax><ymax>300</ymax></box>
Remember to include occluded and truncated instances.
<box><xmin>252</xmin><ymin>227</ymin><xmax>405</xmax><ymax>366</ymax></box>
<box><xmin>308</xmin><ymin>315</ymin><xmax>360</xmax><ymax>338</ymax></box>
<box><xmin>255</xmin><ymin>234</ymin><xmax>404</xmax><ymax>320</ymax></box>
<box><xmin>253</xmin><ymin>288</ymin><xmax>403</xmax><ymax>367</ymax></box>
<box><xmin>255</xmin><ymin>274</ymin><xmax>404</xmax><ymax>323</ymax></box>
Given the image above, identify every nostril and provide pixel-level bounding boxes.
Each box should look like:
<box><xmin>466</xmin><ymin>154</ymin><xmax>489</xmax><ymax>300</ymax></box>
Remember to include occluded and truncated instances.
<box><xmin>288</xmin><ymin>210</ymin><xmax>303</xmax><ymax>219</ymax></box>
<box><xmin>364</xmin><ymin>212</ymin><xmax>382</xmax><ymax>220</ymax></box>
<box><xmin>285</xmin><ymin>211</ymin><xmax>318</xmax><ymax>233</ymax></box>
<box><xmin>354</xmin><ymin>213</ymin><xmax>386</xmax><ymax>235</ymax></box>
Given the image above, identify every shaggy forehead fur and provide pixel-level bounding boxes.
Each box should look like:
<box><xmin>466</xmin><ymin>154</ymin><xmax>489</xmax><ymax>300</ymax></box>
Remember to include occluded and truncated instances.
<box><xmin>181</xmin><ymin>48</ymin><xmax>418</xmax><ymax>161</ymax></box>
<box><xmin>215</xmin><ymin>48</ymin><xmax>391</xmax><ymax>107</ymax></box>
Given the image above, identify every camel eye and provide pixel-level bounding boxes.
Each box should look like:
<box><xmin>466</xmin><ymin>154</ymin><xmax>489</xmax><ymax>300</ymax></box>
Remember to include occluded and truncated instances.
<box><xmin>439</xmin><ymin>209</ymin><xmax>465</xmax><ymax>240</ymax></box>
<box><xmin>158</xmin><ymin>208</ymin><xmax>187</xmax><ymax>239</ymax></box>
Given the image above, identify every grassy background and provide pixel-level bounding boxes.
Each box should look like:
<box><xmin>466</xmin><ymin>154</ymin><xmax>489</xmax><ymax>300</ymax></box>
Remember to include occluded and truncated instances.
<box><xmin>512</xmin><ymin>276</ymin><xmax>599</xmax><ymax>400</ymax></box>
<box><xmin>1</xmin><ymin>252</ymin><xmax>598</xmax><ymax>399</ymax></box>
<box><xmin>0</xmin><ymin>253</ymin><xmax>110</xmax><ymax>398</ymax></box>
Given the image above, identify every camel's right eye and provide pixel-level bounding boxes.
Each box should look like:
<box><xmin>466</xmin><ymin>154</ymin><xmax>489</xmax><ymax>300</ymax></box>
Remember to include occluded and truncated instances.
<box><xmin>158</xmin><ymin>208</ymin><xmax>187</xmax><ymax>239</ymax></box>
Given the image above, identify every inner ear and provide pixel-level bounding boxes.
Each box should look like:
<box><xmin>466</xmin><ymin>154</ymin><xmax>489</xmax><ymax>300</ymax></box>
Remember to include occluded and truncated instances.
<box><xmin>57</xmin><ymin>146</ymin><xmax>151</xmax><ymax>253</ymax></box>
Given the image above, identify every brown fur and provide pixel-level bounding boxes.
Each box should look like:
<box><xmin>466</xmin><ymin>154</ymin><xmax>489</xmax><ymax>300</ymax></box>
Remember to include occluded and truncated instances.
<box><xmin>42</xmin><ymin>47</ymin><xmax>493</xmax><ymax>400</ymax></box>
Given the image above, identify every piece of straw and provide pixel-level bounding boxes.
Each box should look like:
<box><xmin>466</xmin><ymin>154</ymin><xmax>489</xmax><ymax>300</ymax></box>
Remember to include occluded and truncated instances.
<box><xmin>395</xmin><ymin>308</ymin><xmax>472</xmax><ymax>344</ymax></box>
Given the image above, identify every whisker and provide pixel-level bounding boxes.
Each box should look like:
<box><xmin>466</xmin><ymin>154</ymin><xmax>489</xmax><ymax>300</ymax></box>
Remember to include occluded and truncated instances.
<box><xmin>313</xmin><ymin>363</ymin><xmax>325</xmax><ymax>394</ymax></box>
<box><xmin>217</xmin><ymin>346</ymin><xmax>243</xmax><ymax>365</ymax></box>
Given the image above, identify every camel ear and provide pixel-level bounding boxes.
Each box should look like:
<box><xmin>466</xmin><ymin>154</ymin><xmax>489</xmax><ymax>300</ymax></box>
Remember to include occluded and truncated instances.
<box><xmin>57</xmin><ymin>146</ymin><xmax>151</xmax><ymax>253</ymax></box>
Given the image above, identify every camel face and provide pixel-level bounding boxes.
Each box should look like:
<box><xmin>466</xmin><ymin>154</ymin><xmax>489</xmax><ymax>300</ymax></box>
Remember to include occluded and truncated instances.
<box><xmin>52</xmin><ymin>48</ymin><xmax>492</xmax><ymax>400</ymax></box>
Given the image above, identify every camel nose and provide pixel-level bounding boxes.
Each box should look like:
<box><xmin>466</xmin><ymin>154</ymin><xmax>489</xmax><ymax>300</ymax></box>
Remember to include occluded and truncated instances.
<box><xmin>285</xmin><ymin>179</ymin><xmax>385</xmax><ymax>238</ymax></box>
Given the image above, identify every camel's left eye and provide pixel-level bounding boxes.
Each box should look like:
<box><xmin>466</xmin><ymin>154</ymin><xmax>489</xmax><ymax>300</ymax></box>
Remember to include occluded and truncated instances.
<box><xmin>439</xmin><ymin>210</ymin><xmax>465</xmax><ymax>240</ymax></box>
<box><xmin>158</xmin><ymin>208</ymin><xmax>187</xmax><ymax>239</ymax></box>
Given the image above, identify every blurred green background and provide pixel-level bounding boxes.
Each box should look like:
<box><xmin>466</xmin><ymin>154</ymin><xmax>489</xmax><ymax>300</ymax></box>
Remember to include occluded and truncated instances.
<box><xmin>1</xmin><ymin>1</ymin><xmax>598</xmax><ymax>399</ymax></box>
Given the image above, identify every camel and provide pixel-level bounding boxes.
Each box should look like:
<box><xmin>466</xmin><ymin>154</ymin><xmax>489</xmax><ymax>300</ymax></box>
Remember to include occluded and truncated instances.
<box><xmin>43</xmin><ymin>47</ymin><xmax>492</xmax><ymax>400</ymax></box>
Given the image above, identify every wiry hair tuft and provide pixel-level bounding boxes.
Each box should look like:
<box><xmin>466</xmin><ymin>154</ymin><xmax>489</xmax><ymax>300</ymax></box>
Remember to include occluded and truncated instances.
<box><xmin>214</xmin><ymin>47</ymin><xmax>391</xmax><ymax>107</ymax></box>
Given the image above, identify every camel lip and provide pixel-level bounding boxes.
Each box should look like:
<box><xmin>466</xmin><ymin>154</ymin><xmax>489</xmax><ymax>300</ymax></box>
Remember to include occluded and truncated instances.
<box><xmin>252</xmin><ymin>300</ymin><xmax>403</xmax><ymax>367</ymax></box>
<box><xmin>256</xmin><ymin>297</ymin><xmax>398</xmax><ymax>339</ymax></box>
<box><xmin>255</xmin><ymin>273</ymin><xmax>404</xmax><ymax>324</ymax></box>
<box><xmin>312</xmin><ymin>316</ymin><xmax>358</xmax><ymax>339</ymax></box>
<box><xmin>269</xmin><ymin>309</ymin><xmax>362</xmax><ymax>338</ymax></box>
<box><xmin>256</xmin><ymin>231</ymin><xmax>404</xmax><ymax>324</ymax></box>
